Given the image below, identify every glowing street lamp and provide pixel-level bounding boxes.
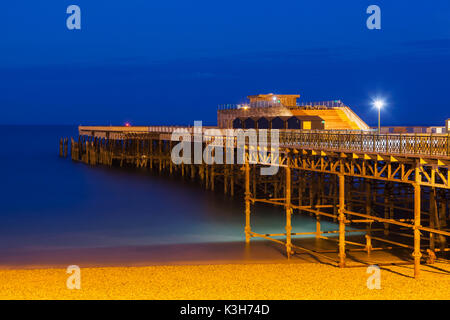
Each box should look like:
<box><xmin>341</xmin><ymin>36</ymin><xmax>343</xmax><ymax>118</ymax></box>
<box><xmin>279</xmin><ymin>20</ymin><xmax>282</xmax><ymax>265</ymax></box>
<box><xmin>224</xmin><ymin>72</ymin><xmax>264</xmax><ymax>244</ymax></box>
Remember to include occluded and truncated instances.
<box><xmin>373</xmin><ymin>100</ymin><xmax>384</xmax><ymax>134</ymax></box>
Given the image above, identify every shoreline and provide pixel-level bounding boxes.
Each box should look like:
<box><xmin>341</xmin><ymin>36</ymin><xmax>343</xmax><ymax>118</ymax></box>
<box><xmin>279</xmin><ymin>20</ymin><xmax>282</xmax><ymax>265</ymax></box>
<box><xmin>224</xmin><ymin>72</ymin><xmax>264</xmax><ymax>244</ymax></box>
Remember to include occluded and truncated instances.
<box><xmin>0</xmin><ymin>236</ymin><xmax>413</xmax><ymax>270</ymax></box>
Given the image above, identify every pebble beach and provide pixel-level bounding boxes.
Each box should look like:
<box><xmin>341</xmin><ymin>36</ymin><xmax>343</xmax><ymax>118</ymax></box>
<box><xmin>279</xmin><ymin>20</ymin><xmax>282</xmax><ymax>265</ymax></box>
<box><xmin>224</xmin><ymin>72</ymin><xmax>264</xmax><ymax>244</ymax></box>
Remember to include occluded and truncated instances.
<box><xmin>0</xmin><ymin>262</ymin><xmax>448</xmax><ymax>300</ymax></box>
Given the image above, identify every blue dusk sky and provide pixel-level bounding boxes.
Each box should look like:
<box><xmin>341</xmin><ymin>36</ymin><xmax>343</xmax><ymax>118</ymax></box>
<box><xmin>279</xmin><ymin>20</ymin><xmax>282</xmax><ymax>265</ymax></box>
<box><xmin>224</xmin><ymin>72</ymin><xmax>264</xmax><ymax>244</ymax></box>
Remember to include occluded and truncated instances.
<box><xmin>1</xmin><ymin>1</ymin><xmax>450</xmax><ymax>126</ymax></box>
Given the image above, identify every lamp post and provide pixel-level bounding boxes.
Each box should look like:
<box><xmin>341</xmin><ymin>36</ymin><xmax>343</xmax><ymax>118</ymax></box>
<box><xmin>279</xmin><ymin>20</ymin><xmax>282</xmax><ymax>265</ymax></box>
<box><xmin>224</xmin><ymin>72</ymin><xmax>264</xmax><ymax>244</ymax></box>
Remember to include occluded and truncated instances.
<box><xmin>374</xmin><ymin>100</ymin><xmax>384</xmax><ymax>134</ymax></box>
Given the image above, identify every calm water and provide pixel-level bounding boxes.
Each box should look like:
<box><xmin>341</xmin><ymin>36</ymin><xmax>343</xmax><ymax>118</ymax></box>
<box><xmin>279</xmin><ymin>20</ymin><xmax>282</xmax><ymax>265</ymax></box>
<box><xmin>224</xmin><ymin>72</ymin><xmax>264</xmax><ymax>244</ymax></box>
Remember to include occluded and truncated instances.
<box><xmin>0</xmin><ymin>126</ymin><xmax>337</xmax><ymax>256</ymax></box>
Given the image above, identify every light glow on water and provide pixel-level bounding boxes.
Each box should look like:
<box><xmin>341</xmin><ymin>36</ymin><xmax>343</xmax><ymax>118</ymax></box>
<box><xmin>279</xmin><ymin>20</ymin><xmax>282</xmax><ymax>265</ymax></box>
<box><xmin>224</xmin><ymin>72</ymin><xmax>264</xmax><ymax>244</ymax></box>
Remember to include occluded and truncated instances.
<box><xmin>0</xmin><ymin>126</ymin><xmax>345</xmax><ymax>257</ymax></box>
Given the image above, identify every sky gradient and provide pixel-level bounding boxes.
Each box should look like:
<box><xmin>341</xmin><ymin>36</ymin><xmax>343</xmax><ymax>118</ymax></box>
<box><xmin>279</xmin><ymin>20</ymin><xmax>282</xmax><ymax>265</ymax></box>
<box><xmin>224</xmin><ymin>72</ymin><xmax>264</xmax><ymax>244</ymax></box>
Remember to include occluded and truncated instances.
<box><xmin>1</xmin><ymin>1</ymin><xmax>450</xmax><ymax>126</ymax></box>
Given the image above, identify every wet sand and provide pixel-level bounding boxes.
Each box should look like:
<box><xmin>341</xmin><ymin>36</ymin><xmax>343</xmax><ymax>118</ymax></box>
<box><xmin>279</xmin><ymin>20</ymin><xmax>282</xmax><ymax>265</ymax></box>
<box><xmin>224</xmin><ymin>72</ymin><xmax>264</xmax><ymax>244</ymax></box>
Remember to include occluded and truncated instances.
<box><xmin>0</xmin><ymin>236</ymin><xmax>415</xmax><ymax>269</ymax></box>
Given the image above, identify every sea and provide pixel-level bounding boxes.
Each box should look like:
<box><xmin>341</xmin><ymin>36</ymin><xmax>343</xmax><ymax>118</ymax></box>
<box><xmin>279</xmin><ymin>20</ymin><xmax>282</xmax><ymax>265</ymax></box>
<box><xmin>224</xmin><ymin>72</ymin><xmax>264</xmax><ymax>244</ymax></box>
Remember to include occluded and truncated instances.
<box><xmin>0</xmin><ymin>125</ymin><xmax>339</xmax><ymax>268</ymax></box>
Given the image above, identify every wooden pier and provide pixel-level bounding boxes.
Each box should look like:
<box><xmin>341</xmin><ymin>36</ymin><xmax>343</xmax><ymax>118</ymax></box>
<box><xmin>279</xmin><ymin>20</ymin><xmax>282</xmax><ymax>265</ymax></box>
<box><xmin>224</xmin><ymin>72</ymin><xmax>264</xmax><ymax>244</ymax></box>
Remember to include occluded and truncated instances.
<box><xmin>60</xmin><ymin>126</ymin><xmax>450</xmax><ymax>278</ymax></box>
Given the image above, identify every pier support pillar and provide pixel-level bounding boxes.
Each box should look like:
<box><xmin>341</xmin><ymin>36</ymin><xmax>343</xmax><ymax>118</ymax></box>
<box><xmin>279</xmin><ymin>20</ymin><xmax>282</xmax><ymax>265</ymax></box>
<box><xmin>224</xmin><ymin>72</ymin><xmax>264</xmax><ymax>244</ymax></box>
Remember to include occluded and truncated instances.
<box><xmin>429</xmin><ymin>188</ymin><xmax>436</xmax><ymax>254</ymax></box>
<box><xmin>59</xmin><ymin>138</ymin><xmax>63</xmax><ymax>157</ymax></box>
<box><xmin>224</xmin><ymin>166</ymin><xmax>228</xmax><ymax>195</ymax></box>
<box><xmin>210</xmin><ymin>165</ymin><xmax>215</xmax><ymax>191</ymax></box>
<box><xmin>169</xmin><ymin>141</ymin><xmax>173</xmax><ymax>175</ymax></box>
<box><xmin>315</xmin><ymin>214</ymin><xmax>321</xmax><ymax>238</ymax></box>
<box><xmin>297</xmin><ymin>174</ymin><xmax>303</xmax><ymax>209</ymax></box>
<box><xmin>413</xmin><ymin>182</ymin><xmax>422</xmax><ymax>278</ymax></box>
<box><xmin>332</xmin><ymin>175</ymin><xmax>338</xmax><ymax>222</ymax></box>
<box><xmin>384</xmin><ymin>183</ymin><xmax>390</xmax><ymax>236</ymax></box>
<box><xmin>199</xmin><ymin>164</ymin><xmax>204</xmax><ymax>182</ymax></box>
<box><xmin>338</xmin><ymin>174</ymin><xmax>346</xmax><ymax>268</ymax></box>
<box><xmin>230</xmin><ymin>167</ymin><xmax>234</xmax><ymax>197</ymax></box>
<box><xmin>64</xmin><ymin>138</ymin><xmax>68</xmax><ymax>158</ymax></box>
<box><xmin>205</xmin><ymin>165</ymin><xmax>209</xmax><ymax>190</ymax></box>
<box><xmin>365</xmin><ymin>180</ymin><xmax>373</xmax><ymax>254</ymax></box>
<box><xmin>190</xmin><ymin>164</ymin><xmax>195</xmax><ymax>181</ymax></box>
<box><xmin>252</xmin><ymin>164</ymin><xmax>257</xmax><ymax>198</ymax></box>
<box><xmin>315</xmin><ymin>174</ymin><xmax>321</xmax><ymax>238</ymax></box>
<box><xmin>309</xmin><ymin>177</ymin><xmax>314</xmax><ymax>216</ymax></box>
<box><xmin>244</xmin><ymin>159</ymin><xmax>251</xmax><ymax>243</ymax></box>
<box><xmin>158</xmin><ymin>140</ymin><xmax>162</xmax><ymax>173</ymax></box>
<box><xmin>438</xmin><ymin>192</ymin><xmax>448</xmax><ymax>251</ymax></box>
<box><xmin>285</xmin><ymin>157</ymin><xmax>293</xmax><ymax>259</ymax></box>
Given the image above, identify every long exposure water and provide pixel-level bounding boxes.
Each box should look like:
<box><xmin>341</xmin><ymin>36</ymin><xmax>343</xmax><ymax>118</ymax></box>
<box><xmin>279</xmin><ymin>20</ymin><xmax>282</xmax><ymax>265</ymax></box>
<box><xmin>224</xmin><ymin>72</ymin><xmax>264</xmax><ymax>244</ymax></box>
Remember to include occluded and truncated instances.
<box><xmin>0</xmin><ymin>125</ymin><xmax>339</xmax><ymax>266</ymax></box>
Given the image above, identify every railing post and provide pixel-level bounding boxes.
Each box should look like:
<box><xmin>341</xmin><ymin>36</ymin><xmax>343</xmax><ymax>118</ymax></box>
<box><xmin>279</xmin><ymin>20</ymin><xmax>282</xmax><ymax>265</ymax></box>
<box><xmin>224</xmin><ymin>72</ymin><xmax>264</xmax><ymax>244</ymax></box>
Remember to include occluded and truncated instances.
<box><xmin>372</xmin><ymin>133</ymin><xmax>376</xmax><ymax>152</ymax></box>
<box><xmin>400</xmin><ymin>134</ymin><xmax>403</xmax><ymax>154</ymax></box>
<box><xmin>360</xmin><ymin>131</ymin><xmax>363</xmax><ymax>151</ymax></box>
<box><xmin>385</xmin><ymin>134</ymin><xmax>389</xmax><ymax>153</ymax></box>
<box><xmin>414</xmin><ymin>133</ymin><xmax>418</xmax><ymax>154</ymax></box>
<box><xmin>430</xmin><ymin>133</ymin><xmax>433</xmax><ymax>156</ymax></box>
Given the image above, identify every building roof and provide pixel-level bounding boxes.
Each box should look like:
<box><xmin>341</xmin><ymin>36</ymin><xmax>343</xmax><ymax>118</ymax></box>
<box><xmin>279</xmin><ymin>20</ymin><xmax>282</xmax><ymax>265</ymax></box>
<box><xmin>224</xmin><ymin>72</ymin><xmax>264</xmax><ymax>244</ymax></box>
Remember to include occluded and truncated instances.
<box><xmin>247</xmin><ymin>94</ymin><xmax>300</xmax><ymax>99</ymax></box>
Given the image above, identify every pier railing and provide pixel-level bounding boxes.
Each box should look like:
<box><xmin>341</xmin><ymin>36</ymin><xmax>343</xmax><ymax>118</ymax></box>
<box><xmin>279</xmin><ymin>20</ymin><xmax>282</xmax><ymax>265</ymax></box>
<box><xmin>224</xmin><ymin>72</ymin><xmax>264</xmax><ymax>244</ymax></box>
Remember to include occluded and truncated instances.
<box><xmin>79</xmin><ymin>126</ymin><xmax>450</xmax><ymax>158</ymax></box>
<box><xmin>199</xmin><ymin>130</ymin><xmax>450</xmax><ymax>158</ymax></box>
<box><xmin>277</xmin><ymin>131</ymin><xmax>450</xmax><ymax>157</ymax></box>
<box><xmin>218</xmin><ymin>100</ymin><xmax>346</xmax><ymax>110</ymax></box>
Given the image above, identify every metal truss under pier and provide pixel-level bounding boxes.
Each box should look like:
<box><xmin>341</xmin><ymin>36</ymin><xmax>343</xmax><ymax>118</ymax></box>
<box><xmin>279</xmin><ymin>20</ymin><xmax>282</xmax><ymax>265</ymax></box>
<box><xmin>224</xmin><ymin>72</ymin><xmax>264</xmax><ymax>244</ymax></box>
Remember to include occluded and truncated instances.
<box><xmin>59</xmin><ymin>127</ymin><xmax>450</xmax><ymax>279</ymax></box>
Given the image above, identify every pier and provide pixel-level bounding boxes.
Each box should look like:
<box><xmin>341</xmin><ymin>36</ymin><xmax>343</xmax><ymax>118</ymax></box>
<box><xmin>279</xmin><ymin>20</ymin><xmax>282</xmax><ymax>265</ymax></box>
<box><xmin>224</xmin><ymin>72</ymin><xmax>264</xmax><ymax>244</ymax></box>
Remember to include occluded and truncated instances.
<box><xmin>60</xmin><ymin>95</ymin><xmax>450</xmax><ymax>279</ymax></box>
